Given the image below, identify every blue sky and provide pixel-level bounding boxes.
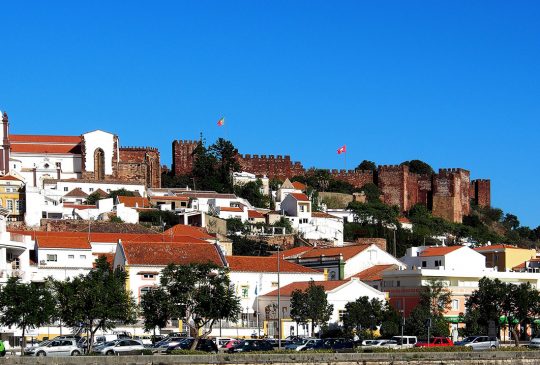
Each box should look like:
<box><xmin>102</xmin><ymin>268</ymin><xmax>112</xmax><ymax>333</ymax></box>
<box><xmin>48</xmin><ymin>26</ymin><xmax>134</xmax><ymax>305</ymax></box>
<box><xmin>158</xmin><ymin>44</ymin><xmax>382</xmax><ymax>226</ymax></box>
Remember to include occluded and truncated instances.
<box><xmin>1</xmin><ymin>1</ymin><xmax>539</xmax><ymax>226</ymax></box>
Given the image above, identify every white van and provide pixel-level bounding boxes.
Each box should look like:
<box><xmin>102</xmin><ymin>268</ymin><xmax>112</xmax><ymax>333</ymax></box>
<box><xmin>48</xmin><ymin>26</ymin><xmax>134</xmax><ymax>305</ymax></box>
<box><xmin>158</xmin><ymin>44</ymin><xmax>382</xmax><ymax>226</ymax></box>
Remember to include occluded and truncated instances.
<box><xmin>390</xmin><ymin>336</ymin><xmax>418</xmax><ymax>348</ymax></box>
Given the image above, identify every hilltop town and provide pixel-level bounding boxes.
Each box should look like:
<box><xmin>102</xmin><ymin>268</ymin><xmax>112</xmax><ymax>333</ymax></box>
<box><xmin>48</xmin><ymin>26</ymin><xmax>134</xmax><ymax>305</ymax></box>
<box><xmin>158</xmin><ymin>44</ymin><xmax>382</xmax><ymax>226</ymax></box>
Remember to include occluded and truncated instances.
<box><xmin>0</xmin><ymin>110</ymin><xmax>538</xmax><ymax>351</ymax></box>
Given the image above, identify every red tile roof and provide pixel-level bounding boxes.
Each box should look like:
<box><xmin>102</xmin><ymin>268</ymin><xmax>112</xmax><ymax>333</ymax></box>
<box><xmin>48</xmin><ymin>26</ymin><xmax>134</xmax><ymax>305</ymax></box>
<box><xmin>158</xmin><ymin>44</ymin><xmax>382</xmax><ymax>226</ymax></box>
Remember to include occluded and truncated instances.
<box><xmin>10</xmin><ymin>134</ymin><xmax>82</xmax><ymax>143</ymax></box>
<box><xmin>248</xmin><ymin>210</ymin><xmax>265</xmax><ymax>219</ymax></box>
<box><xmin>121</xmin><ymin>241</ymin><xmax>224</xmax><ymax>266</ymax></box>
<box><xmin>292</xmin><ymin>181</ymin><xmax>307</xmax><ymax>191</ymax></box>
<box><xmin>9</xmin><ymin>230</ymin><xmax>210</xmax><ymax>244</ymax></box>
<box><xmin>93</xmin><ymin>253</ymin><xmax>115</xmax><ymax>266</ymax></box>
<box><xmin>398</xmin><ymin>217</ymin><xmax>411</xmax><ymax>223</ymax></box>
<box><xmin>220</xmin><ymin>207</ymin><xmax>244</xmax><ymax>212</ymax></box>
<box><xmin>164</xmin><ymin>224</ymin><xmax>214</xmax><ymax>240</ymax></box>
<box><xmin>419</xmin><ymin>246</ymin><xmax>463</xmax><ymax>257</ymax></box>
<box><xmin>37</xmin><ymin>236</ymin><xmax>91</xmax><ymax>250</ymax></box>
<box><xmin>290</xmin><ymin>193</ymin><xmax>310</xmax><ymax>202</ymax></box>
<box><xmin>226</xmin><ymin>256</ymin><xmax>318</xmax><ymax>273</ymax></box>
<box><xmin>64</xmin><ymin>188</ymin><xmax>88</xmax><ymax>198</ymax></box>
<box><xmin>94</xmin><ymin>189</ymin><xmax>109</xmax><ymax>198</ymax></box>
<box><xmin>0</xmin><ymin>175</ymin><xmax>22</xmax><ymax>181</ymax></box>
<box><xmin>281</xmin><ymin>244</ymin><xmax>371</xmax><ymax>261</ymax></box>
<box><xmin>11</xmin><ymin>144</ymin><xmax>82</xmax><ymax>154</ymax></box>
<box><xmin>118</xmin><ymin>196</ymin><xmax>151</xmax><ymax>208</ymax></box>
<box><xmin>150</xmin><ymin>195</ymin><xmax>190</xmax><ymax>201</ymax></box>
<box><xmin>474</xmin><ymin>244</ymin><xmax>521</xmax><ymax>252</ymax></box>
<box><xmin>351</xmin><ymin>264</ymin><xmax>397</xmax><ymax>281</ymax></box>
<box><xmin>263</xmin><ymin>280</ymin><xmax>347</xmax><ymax>296</ymax></box>
<box><xmin>276</xmin><ymin>246</ymin><xmax>313</xmax><ymax>258</ymax></box>
<box><xmin>512</xmin><ymin>258</ymin><xmax>540</xmax><ymax>270</ymax></box>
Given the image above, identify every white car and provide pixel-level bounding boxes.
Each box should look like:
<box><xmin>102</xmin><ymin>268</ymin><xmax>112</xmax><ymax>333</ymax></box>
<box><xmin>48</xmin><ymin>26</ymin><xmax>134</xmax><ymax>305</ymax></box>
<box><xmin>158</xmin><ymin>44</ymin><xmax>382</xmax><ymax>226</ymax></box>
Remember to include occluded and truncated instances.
<box><xmin>363</xmin><ymin>339</ymin><xmax>399</xmax><ymax>349</ymax></box>
<box><xmin>529</xmin><ymin>337</ymin><xmax>540</xmax><ymax>349</ymax></box>
<box><xmin>24</xmin><ymin>339</ymin><xmax>82</xmax><ymax>357</ymax></box>
<box><xmin>97</xmin><ymin>339</ymin><xmax>144</xmax><ymax>356</ymax></box>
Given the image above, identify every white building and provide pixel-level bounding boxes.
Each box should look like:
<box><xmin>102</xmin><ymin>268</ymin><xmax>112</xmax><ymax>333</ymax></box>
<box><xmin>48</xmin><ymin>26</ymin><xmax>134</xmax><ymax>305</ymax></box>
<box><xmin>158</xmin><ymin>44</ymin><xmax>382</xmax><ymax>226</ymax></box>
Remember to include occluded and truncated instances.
<box><xmin>258</xmin><ymin>278</ymin><xmax>386</xmax><ymax>338</ymax></box>
<box><xmin>233</xmin><ymin>172</ymin><xmax>270</xmax><ymax>196</ymax></box>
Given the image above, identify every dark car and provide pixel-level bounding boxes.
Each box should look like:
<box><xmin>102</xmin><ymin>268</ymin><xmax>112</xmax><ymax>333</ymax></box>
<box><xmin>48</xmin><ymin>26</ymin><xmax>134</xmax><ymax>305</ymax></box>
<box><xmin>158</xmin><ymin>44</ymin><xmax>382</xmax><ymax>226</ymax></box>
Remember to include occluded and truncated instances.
<box><xmin>330</xmin><ymin>339</ymin><xmax>356</xmax><ymax>351</ymax></box>
<box><xmin>228</xmin><ymin>339</ymin><xmax>274</xmax><ymax>353</ymax></box>
<box><xmin>166</xmin><ymin>338</ymin><xmax>218</xmax><ymax>354</ymax></box>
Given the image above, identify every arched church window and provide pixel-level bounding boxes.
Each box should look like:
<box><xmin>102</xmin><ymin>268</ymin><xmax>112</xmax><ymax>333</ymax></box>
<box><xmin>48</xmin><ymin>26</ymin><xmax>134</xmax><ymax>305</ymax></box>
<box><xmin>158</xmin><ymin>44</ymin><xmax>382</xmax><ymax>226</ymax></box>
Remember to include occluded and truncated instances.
<box><xmin>94</xmin><ymin>148</ymin><xmax>105</xmax><ymax>180</ymax></box>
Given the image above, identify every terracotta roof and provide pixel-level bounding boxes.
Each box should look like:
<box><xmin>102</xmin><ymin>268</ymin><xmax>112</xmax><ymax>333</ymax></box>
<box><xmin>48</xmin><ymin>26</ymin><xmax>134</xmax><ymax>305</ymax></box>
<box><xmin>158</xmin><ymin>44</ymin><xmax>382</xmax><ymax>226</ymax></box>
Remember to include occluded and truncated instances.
<box><xmin>64</xmin><ymin>204</ymin><xmax>96</xmax><ymax>210</ymax></box>
<box><xmin>118</xmin><ymin>196</ymin><xmax>151</xmax><ymax>208</ymax></box>
<box><xmin>94</xmin><ymin>189</ymin><xmax>109</xmax><ymax>198</ymax></box>
<box><xmin>276</xmin><ymin>246</ymin><xmax>315</xmax><ymax>258</ymax></box>
<box><xmin>351</xmin><ymin>264</ymin><xmax>397</xmax><ymax>281</ymax></box>
<box><xmin>398</xmin><ymin>217</ymin><xmax>411</xmax><ymax>224</ymax></box>
<box><xmin>419</xmin><ymin>246</ymin><xmax>463</xmax><ymax>257</ymax></box>
<box><xmin>248</xmin><ymin>210</ymin><xmax>265</xmax><ymax>219</ymax></box>
<box><xmin>289</xmin><ymin>193</ymin><xmax>310</xmax><ymax>202</ymax></box>
<box><xmin>0</xmin><ymin>175</ymin><xmax>22</xmax><ymax>181</ymax></box>
<box><xmin>64</xmin><ymin>188</ymin><xmax>88</xmax><ymax>198</ymax></box>
<box><xmin>11</xmin><ymin>144</ymin><xmax>81</xmax><ymax>154</ymax></box>
<box><xmin>263</xmin><ymin>280</ymin><xmax>347</xmax><ymax>297</ymax></box>
<box><xmin>474</xmin><ymin>244</ymin><xmax>520</xmax><ymax>252</ymax></box>
<box><xmin>150</xmin><ymin>195</ymin><xmax>190</xmax><ymax>201</ymax></box>
<box><xmin>121</xmin><ymin>241</ymin><xmax>224</xmax><ymax>266</ymax></box>
<box><xmin>37</xmin><ymin>236</ymin><xmax>91</xmax><ymax>250</ymax></box>
<box><xmin>10</xmin><ymin>134</ymin><xmax>81</xmax><ymax>143</ymax></box>
<box><xmin>512</xmin><ymin>258</ymin><xmax>540</xmax><ymax>271</ymax></box>
<box><xmin>226</xmin><ymin>256</ymin><xmax>318</xmax><ymax>273</ymax></box>
<box><xmin>93</xmin><ymin>253</ymin><xmax>115</xmax><ymax>266</ymax></box>
<box><xmin>292</xmin><ymin>181</ymin><xmax>307</xmax><ymax>191</ymax></box>
<box><xmin>10</xmin><ymin>230</ymin><xmax>209</xmax><ymax>244</ymax></box>
<box><xmin>311</xmin><ymin>211</ymin><xmax>339</xmax><ymax>219</ymax></box>
<box><xmin>163</xmin><ymin>224</ymin><xmax>214</xmax><ymax>240</ymax></box>
<box><xmin>281</xmin><ymin>244</ymin><xmax>371</xmax><ymax>261</ymax></box>
<box><xmin>220</xmin><ymin>207</ymin><xmax>243</xmax><ymax>212</ymax></box>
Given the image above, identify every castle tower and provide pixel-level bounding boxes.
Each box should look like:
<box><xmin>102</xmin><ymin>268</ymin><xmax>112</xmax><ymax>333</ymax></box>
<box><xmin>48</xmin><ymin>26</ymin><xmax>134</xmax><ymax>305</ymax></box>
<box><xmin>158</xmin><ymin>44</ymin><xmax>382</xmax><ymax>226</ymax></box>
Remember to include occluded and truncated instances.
<box><xmin>172</xmin><ymin>140</ymin><xmax>198</xmax><ymax>176</ymax></box>
<box><xmin>0</xmin><ymin>112</ymin><xmax>10</xmax><ymax>175</ymax></box>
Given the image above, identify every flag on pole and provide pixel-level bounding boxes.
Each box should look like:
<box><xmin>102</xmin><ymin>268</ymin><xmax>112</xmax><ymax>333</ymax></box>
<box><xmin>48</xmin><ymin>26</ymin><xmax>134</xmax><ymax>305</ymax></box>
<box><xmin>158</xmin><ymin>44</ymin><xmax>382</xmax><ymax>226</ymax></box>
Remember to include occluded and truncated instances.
<box><xmin>217</xmin><ymin>117</ymin><xmax>225</xmax><ymax>127</ymax></box>
<box><xmin>337</xmin><ymin>145</ymin><xmax>347</xmax><ymax>154</ymax></box>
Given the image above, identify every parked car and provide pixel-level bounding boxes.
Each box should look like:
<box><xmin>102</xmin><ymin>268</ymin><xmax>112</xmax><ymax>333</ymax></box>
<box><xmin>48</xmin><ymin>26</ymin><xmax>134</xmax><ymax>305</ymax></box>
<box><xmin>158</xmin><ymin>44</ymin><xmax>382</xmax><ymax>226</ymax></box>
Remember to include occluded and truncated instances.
<box><xmin>24</xmin><ymin>339</ymin><xmax>82</xmax><ymax>357</ymax></box>
<box><xmin>222</xmin><ymin>339</ymin><xmax>242</xmax><ymax>350</ymax></box>
<box><xmin>331</xmin><ymin>339</ymin><xmax>356</xmax><ymax>351</ymax></box>
<box><xmin>166</xmin><ymin>338</ymin><xmax>218</xmax><ymax>353</ymax></box>
<box><xmin>228</xmin><ymin>339</ymin><xmax>274</xmax><ymax>353</ymax></box>
<box><xmin>415</xmin><ymin>337</ymin><xmax>454</xmax><ymax>347</ymax></box>
<box><xmin>133</xmin><ymin>336</ymin><xmax>153</xmax><ymax>346</ymax></box>
<box><xmin>211</xmin><ymin>337</ymin><xmax>235</xmax><ymax>349</ymax></box>
<box><xmin>95</xmin><ymin>339</ymin><xmax>144</xmax><ymax>355</ymax></box>
<box><xmin>390</xmin><ymin>336</ymin><xmax>418</xmax><ymax>348</ymax></box>
<box><xmin>363</xmin><ymin>339</ymin><xmax>399</xmax><ymax>349</ymax></box>
<box><xmin>153</xmin><ymin>337</ymin><xmax>187</xmax><ymax>352</ymax></box>
<box><xmin>455</xmin><ymin>336</ymin><xmax>499</xmax><ymax>350</ymax></box>
<box><xmin>529</xmin><ymin>336</ymin><xmax>540</xmax><ymax>349</ymax></box>
<box><xmin>95</xmin><ymin>334</ymin><xmax>120</xmax><ymax>344</ymax></box>
<box><xmin>285</xmin><ymin>338</ymin><xmax>318</xmax><ymax>351</ymax></box>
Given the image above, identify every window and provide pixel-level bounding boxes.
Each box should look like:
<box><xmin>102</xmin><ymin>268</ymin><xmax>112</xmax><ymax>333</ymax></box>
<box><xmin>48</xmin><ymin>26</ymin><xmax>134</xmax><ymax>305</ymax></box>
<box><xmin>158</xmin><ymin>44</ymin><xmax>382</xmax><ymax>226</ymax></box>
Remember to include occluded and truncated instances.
<box><xmin>397</xmin><ymin>280</ymin><xmax>401</xmax><ymax>287</ymax></box>
<box><xmin>338</xmin><ymin>310</ymin><xmax>347</xmax><ymax>321</ymax></box>
<box><xmin>89</xmin><ymin>188</ymin><xmax>94</xmax><ymax>192</ymax></box>
<box><xmin>435</xmin><ymin>260</ymin><xmax>441</xmax><ymax>267</ymax></box>
<box><xmin>64</xmin><ymin>187</ymin><xmax>68</xmax><ymax>192</ymax></box>
<box><xmin>16</xmin><ymin>200</ymin><xmax>23</xmax><ymax>212</ymax></box>
<box><xmin>47</xmin><ymin>254</ymin><xmax>57</xmax><ymax>262</ymax></box>
<box><xmin>451</xmin><ymin>299</ymin><xmax>459</xmax><ymax>310</ymax></box>
<box><xmin>421</xmin><ymin>261</ymin><xmax>427</xmax><ymax>268</ymax></box>
<box><xmin>68</xmin><ymin>255</ymin><xmax>74</xmax><ymax>259</ymax></box>
<box><xmin>140</xmin><ymin>287</ymin><xmax>153</xmax><ymax>298</ymax></box>
<box><xmin>300</xmin><ymin>218</ymin><xmax>308</xmax><ymax>224</ymax></box>
<box><xmin>6</xmin><ymin>200</ymin><xmax>13</xmax><ymax>210</ymax></box>
<box><xmin>299</xmin><ymin>205</ymin><xmax>305</xmax><ymax>212</ymax></box>
<box><xmin>271</xmin><ymin>282</ymin><xmax>278</xmax><ymax>288</ymax></box>
<box><xmin>107</xmin><ymin>189</ymin><xmax>111</xmax><ymax>193</ymax></box>
<box><xmin>142</xmin><ymin>273</ymin><xmax>155</xmax><ymax>279</ymax></box>
<box><xmin>80</xmin><ymin>255</ymin><xmax>86</xmax><ymax>260</ymax></box>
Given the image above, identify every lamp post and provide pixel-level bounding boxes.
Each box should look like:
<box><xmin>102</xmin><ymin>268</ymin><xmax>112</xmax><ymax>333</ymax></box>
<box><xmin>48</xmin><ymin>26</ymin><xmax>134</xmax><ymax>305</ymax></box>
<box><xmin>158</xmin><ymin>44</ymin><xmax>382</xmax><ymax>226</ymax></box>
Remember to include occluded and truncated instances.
<box><xmin>400</xmin><ymin>310</ymin><xmax>405</xmax><ymax>348</ymax></box>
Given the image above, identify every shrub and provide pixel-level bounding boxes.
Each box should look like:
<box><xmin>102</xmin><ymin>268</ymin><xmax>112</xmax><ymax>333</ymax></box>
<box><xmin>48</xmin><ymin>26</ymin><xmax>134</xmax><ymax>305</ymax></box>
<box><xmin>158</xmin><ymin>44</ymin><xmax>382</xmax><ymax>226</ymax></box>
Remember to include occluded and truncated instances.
<box><xmin>169</xmin><ymin>349</ymin><xmax>209</xmax><ymax>355</ymax></box>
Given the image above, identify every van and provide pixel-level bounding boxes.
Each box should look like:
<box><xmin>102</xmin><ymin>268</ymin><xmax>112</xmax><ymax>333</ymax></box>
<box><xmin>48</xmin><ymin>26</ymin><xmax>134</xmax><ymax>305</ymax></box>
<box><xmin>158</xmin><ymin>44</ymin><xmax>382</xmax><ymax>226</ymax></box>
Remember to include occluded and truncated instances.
<box><xmin>390</xmin><ymin>336</ymin><xmax>418</xmax><ymax>348</ymax></box>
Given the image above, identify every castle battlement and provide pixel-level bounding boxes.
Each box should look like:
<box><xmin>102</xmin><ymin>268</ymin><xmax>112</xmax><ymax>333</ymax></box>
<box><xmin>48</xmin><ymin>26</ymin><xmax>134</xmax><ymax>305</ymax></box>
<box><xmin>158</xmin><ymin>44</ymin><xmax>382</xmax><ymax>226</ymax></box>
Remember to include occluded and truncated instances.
<box><xmin>120</xmin><ymin>146</ymin><xmax>159</xmax><ymax>152</ymax></box>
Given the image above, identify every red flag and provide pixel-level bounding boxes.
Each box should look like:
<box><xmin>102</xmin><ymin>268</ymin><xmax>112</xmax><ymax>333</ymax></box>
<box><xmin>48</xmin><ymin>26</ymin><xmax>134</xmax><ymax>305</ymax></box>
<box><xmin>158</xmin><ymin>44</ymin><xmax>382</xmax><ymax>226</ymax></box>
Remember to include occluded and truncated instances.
<box><xmin>337</xmin><ymin>145</ymin><xmax>347</xmax><ymax>154</ymax></box>
<box><xmin>217</xmin><ymin>117</ymin><xmax>225</xmax><ymax>126</ymax></box>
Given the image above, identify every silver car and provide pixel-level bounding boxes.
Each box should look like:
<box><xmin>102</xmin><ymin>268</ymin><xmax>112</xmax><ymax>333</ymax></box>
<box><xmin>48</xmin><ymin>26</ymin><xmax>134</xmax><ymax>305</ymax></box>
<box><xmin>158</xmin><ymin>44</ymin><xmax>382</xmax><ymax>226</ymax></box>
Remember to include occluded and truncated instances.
<box><xmin>456</xmin><ymin>336</ymin><xmax>499</xmax><ymax>350</ymax></box>
<box><xmin>528</xmin><ymin>336</ymin><xmax>540</xmax><ymax>348</ymax></box>
<box><xmin>97</xmin><ymin>339</ymin><xmax>144</xmax><ymax>355</ymax></box>
<box><xmin>24</xmin><ymin>339</ymin><xmax>82</xmax><ymax>357</ymax></box>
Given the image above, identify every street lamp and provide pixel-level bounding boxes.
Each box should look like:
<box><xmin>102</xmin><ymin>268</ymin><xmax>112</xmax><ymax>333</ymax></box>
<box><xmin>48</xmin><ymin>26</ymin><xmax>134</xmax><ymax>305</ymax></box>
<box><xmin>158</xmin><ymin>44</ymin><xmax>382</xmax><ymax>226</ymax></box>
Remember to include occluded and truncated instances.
<box><xmin>277</xmin><ymin>245</ymin><xmax>281</xmax><ymax>349</ymax></box>
<box><xmin>400</xmin><ymin>310</ymin><xmax>405</xmax><ymax>348</ymax></box>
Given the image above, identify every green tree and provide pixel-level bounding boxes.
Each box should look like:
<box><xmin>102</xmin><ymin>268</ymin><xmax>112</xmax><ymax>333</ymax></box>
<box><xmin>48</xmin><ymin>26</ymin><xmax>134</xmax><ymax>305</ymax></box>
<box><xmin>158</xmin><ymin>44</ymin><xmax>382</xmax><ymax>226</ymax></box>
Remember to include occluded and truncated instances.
<box><xmin>86</xmin><ymin>191</ymin><xmax>102</xmax><ymax>205</ymax></box>
<box><xmin>140</xmin><ymin>287</ymin><xmax>173</xmax><ymax>344</ymax></box>
<box><xmin>159</xmin><ymin>263</ymin><xmax>241</xmax><ymax>349</ymax></box>
<box><xmin>289</xmin><ymin>281</ymin><xmax>333</xmax><ymax>335</ymax></box>
<box><xmin>209</xmin><ymin>138</ymin><xmax>241</xmax><ymax>192</ymax></box>
<box><xmin>0</xmin><ymin>277</ymin><xmax>56</xmax><ymax>353</ymax></box>
<box><xmin>400</xmin><ymin>160</ymin><xmax>434</xmax><ymax>175</ymax></box>
<box><xmin>502</xmin><ymin>213</ymin><xmax>520</xmax><ymax>231</ymax></box>
<box><xmin>356</xmin><ymin>160</ymin><xmax>377</xmax><ymax>172</ymax></box>
<box><xmin>52</xmin><ymin>256</ymin><xmax>137</xmax><ymax>353</ymax></box>
<box><xmin>107</xmin><ymin>188</ymin><xmax>135</xmax><ymax>201</ymax></box>
<box><xmin>343</xmin><ymin>296</ymin><xmax>383</xmax><ymax>337</ymax></box>
<box><xmin>230</xmin><ymin>235</ymin><xmax>277</xmax><ymax>256</ymax></box>
<box><xmin>226</xmin><ymin>218</ymin><xmax>245</xmax><ymax>234</ymax></box>
<box><xmin>234</xmin><ymin>179</ymin><xmax>270</xmax><ymax>208</ymax></box>
<box><xmin>360</xmin><ymin>183</ymin><xmax>382</xmax><ymax>202</ymax></box>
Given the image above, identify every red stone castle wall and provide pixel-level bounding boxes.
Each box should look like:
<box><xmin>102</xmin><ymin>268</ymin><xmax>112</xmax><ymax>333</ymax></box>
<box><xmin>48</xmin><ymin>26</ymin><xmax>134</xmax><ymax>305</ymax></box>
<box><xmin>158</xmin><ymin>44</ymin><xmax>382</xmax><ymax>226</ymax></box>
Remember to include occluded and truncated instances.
<box><xmin>118</xmin><ymin>147</ymin><xmax>161</xmax><ymax>188</ymax></box>
<box><xmin>470</xmin><ymin>179</ymin><xmax>491</xmax><ymax>207</ymax></box>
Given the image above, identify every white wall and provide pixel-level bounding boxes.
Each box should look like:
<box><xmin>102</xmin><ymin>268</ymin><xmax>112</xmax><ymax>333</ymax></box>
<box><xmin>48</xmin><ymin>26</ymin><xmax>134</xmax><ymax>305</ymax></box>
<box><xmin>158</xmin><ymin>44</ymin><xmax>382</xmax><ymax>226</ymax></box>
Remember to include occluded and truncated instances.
<box><xmin>81</xmin><ymin>130</ymin><xmax>116</xmax><ymax>176</ymax></box>
<box><xmin>344</xmin><ymin>244</ymin><xmax>405</xmax><ymax>278</ymax></box>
